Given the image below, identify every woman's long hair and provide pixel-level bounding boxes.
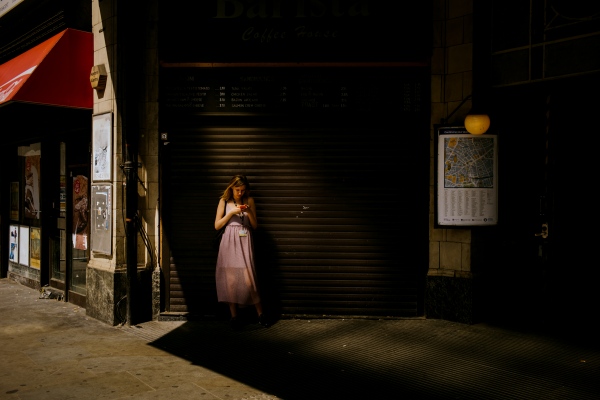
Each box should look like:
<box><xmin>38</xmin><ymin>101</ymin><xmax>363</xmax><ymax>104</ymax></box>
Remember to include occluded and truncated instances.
<box><xmin>220</xmin><ymin>174</ymin><xmax>251</xmax><ymax>202</ymax></box>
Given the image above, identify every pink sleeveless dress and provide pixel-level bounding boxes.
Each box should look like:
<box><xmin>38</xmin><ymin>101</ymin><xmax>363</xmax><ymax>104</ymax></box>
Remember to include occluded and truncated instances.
<box><xmin>215</xmin><ymin>201</ymin><xmax>261</xmax><ymax>305</ymax></box>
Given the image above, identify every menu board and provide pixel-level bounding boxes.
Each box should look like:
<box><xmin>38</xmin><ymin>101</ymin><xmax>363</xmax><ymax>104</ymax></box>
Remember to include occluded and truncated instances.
<box><xmin>161</xmin><ymin>68</ymin><xmax>427</xmax><ymax>115</ymax></box>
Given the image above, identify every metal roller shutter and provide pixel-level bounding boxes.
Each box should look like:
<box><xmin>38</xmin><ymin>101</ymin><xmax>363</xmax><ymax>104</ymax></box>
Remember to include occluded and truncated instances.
<box><xmin>161</xmin><ymin>67</ymin><xmax>429</xmax><ymax>319</ymax></box>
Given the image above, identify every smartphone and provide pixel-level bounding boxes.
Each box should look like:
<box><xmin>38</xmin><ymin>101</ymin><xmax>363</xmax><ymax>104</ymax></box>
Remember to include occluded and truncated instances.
<box><xmin>239</xmin><ymin>204</ymin><xmax>248</xmax><ymax>210</ymax></box>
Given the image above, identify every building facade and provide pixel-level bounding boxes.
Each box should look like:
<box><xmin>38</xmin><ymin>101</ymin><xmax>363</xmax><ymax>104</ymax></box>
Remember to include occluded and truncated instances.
<box><xmin>2</xmin><ymin>0</ymin><xmax>598</xmax><ymax>333</ymax></box>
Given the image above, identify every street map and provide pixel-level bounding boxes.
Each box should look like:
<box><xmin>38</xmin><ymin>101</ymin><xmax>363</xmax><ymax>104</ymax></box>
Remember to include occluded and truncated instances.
<box><xmin>443</xmin><ymin>136</ymin><xmax>495</xmax><ymax>188</ymax></box>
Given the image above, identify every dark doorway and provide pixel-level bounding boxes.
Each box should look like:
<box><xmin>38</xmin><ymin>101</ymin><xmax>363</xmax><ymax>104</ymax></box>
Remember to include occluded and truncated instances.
<box><xmin>486</xmin><ymin>75</ymin><xmax>599</xmax><ymax>336</ymax></box>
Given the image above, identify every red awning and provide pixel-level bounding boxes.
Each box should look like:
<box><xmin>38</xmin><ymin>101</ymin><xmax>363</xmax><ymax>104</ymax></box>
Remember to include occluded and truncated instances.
<box><xmin>0</xmin><ymin>28</ymin><xmax>93</xmax><ymax>109</ymax></box>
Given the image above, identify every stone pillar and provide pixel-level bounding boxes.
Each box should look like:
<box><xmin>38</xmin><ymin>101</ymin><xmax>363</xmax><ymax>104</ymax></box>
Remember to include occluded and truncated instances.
<box><xmin>87</xmin><ymin>0</ymin><xmax>160</xmax><ymax>326</ymax></box>
<box><xmin>428</xmin><ymin>0</ymin><xmax>475</xmax><ymax>324</ymax></box>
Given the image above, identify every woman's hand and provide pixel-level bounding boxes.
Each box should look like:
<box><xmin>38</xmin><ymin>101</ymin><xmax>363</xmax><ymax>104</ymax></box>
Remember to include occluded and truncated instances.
<box><xmin>230</xmin><ymin>205</ymin><xmax>248</xmax><ymax>215</ymax></box>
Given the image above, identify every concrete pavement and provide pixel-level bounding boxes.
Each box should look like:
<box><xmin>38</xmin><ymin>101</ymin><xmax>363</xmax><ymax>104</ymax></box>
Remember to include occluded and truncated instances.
<box><xmin>1</xmin><ymin>277</ymin><xmax>599</xmax><ymax>399</ymax></box>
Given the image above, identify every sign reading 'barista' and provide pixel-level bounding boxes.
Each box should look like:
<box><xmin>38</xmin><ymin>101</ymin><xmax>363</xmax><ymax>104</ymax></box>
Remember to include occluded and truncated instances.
<box><xmin>159</xmin><ymin>0</ymin><xmax>431</xmax><ymax>63</ymax></box>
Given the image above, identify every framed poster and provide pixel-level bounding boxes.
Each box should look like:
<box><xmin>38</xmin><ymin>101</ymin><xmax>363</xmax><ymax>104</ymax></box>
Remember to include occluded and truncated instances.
<box><xmin>91</xmin><ymin>184</ymin><xmax>112</xmax><ymax>255</ymax></box>
<box><xmin>92</xmin><ymin>112</ymin><xmax>112</xmax><ymax>181</ymax></box>
<box><xmin>19</xmin><ymin>226</ymin><xmax>29</xmax><ymax>267</ymax></box>
<box><xmin>435</xmin><ymin>126</ymin><xmax>498</xmax><ymax>227</ymax></box>
<box><xmin>10</xmin><ymin>182</ymin><xmax>19</xmax><ymax>220</ymax></box>
<box><xmin>24</xmin><ymin>152</ymin><xmax>41</xmax><ymax>219</ymax></box>
<box><xmin>9</xmin><ymin>225</ymin><xmax>19</xmax><ymax>263</ymax></box>
<box><xmin>30</xmin><ymin>227</ymin><xmax>41</xmax><ymax>269</ymax></box>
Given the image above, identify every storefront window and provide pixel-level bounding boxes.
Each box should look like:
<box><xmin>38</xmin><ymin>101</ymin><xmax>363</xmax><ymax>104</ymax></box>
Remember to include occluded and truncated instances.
<box><xmin>9</xmin><ymin>144</ymin><xmax>42</xmax><ymax>280</ymax></box>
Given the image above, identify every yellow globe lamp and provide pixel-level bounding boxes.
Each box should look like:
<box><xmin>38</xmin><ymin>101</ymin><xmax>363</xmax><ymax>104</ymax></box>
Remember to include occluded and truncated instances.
<box><xmin>464</xmin><ymin>114</ymin><xmax>491</xmax><ymax>135</ymax></box>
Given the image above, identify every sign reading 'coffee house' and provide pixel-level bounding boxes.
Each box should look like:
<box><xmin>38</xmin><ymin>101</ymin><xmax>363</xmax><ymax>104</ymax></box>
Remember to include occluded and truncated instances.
<box><xmin>159</xmin><ymin>1</ymin><xmax>431</xmax><ymax>63</ymax></box>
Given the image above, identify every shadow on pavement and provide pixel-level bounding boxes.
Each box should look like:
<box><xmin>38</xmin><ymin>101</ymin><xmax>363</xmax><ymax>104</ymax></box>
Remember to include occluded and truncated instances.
<box><xmin>147</xmin><ymin>318</ymin><xmax>420</xmax><ymax>399</ymax></box>
<box><xmin>143</xmin><ymin>315</ymin><xmax>600</xmax><ymax>400</ymax></box>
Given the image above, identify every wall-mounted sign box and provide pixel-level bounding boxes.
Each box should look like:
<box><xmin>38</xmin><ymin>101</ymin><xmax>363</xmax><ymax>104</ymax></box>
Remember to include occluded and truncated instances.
<box><xmin>435</xmin><ymin>126</ymin><xmax>498</xmax><ymax>227</ymax></box>
<box><xmin>90</xmin><ymin>64</ymin><xmax>107</xmax><ymax>90</ymax></box>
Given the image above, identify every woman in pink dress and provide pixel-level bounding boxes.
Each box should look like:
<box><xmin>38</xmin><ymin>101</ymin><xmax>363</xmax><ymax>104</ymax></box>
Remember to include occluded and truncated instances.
<box><xmin>214</xmin><ymin>174</ymin><xmax>267</xmax><ymax>329</ymax></box>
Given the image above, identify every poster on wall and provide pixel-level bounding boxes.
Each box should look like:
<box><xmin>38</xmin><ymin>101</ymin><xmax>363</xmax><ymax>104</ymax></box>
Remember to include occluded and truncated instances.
<box><xmin>30</xmin><ymin>228</ymin><xmax>41</xmax><ymax>269</ymax></box>
<box><xmin>436</xmin><ymin>127</ymin><xmax>498</xmax><ymax>227</ymax></box>
<box><xmin>92</xmin><ymin>112</ymin><xmax>112</xmax><ymax>182</ymax></box>
<box><xmin>9</xmin><ymin>225</ymin><xmax>18</xmax><ymax>264</ymax></box>
<box><xmin>24</xmin><ymin>152</ymin><xmax>41</xmax><ymax>219</ymax></box>
<box><xmin>10</xmin><ymin>182</ymin><xmax>19</xmax><ymax>220</ymax></box>
<box><xmin>73</xmin><ymin>175</ymin><xmax>89</xmax><ymax>250</ymax></box>
<box><xmin>91</xmin><ymin>184</ymin><xmax>112</xmax><ymax>255</ymax></box>
<box><xmin>19</xmin><ymin>226</ymin><xmax>29</xmax><ymax>267</ymax></box>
